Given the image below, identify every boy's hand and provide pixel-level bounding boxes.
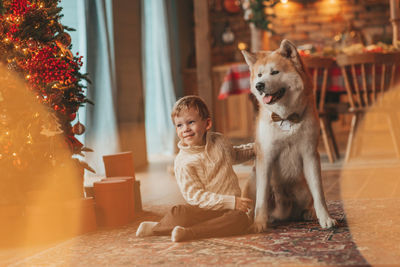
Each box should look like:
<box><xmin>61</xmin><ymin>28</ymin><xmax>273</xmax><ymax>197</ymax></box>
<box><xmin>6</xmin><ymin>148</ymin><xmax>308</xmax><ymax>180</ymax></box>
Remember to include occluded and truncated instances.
<box><xmin>235</xmin><ymin>197</ymin><xmax>254</xmax><ymax>212</ymax></box>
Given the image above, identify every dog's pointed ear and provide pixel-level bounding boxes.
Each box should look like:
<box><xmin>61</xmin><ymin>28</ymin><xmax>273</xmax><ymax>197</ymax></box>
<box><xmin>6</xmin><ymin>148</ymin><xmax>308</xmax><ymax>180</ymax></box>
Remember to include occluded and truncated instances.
<box><xmin>279</xmin><ymin>39</ymin><xmax>302</xmax><ymax>67</ymax></box>
<box><xmin>241</xmin><ymin>50</ymin><xmax>257</xmax><ymax>67</ymax></box>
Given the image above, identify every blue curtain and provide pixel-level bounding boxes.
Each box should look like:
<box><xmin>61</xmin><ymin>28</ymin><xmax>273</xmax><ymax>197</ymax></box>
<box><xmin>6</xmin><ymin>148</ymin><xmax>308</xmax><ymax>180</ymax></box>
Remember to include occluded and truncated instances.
<box><xmin>60</xmin><ymin>0</ymin><xmax>87</xmax><ymax>145</ymax></box>
<box><xmin>84</xmin><ymin>0</ymin><xmax>119</xmax><ymax>174</ymax></box>
<box><xmin>143</xmin><ymin>0</ymin><xmax>177</xmax><ymax>155</ymax></box>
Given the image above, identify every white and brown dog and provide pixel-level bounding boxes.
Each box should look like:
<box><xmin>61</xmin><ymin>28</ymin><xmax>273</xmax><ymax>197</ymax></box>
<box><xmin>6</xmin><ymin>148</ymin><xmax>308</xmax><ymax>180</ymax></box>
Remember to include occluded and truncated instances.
<box><xmin>242</xmin><ymin>39</ymin><xmax>337</xmax><ymax>233</ymax></box>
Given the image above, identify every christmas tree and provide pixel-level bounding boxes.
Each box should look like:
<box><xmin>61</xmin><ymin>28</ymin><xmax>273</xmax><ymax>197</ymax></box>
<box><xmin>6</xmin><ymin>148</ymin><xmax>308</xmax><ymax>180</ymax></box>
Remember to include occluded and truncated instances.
<box><xmin>0</xmin><ymin>0</ymin><xmax>92</xmax><ymax>204</ymax></box>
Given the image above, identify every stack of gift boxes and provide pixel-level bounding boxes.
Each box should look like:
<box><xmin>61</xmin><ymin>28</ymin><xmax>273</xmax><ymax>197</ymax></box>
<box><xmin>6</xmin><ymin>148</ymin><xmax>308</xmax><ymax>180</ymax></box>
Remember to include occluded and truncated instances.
<box><xmin>92</xmin><ymin>151</ymin><xmax>142</xmax><ymax>227</ymax></box>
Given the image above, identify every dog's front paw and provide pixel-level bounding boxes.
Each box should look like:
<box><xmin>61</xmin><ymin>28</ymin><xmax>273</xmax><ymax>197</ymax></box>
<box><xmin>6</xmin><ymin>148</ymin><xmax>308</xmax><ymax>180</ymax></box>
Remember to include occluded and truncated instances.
<box><xmin>250</xmin><ymin>221</ymin><xmax>268</xmax><ymax>233</ymax></box>
<box><xmin>319</xmin><ymin>216</ymin><xmax>337</xmax><ymax>229</ymax></box>
<box><xmin>251</xmin><ymin>208</ymin><xmax>268</xmax><ymax>233</ymax></box>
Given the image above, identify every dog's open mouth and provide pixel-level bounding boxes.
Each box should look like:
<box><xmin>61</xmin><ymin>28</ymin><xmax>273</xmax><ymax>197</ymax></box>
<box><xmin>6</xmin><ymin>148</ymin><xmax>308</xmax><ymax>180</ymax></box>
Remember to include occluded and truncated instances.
<box><xmin>262</xmin><ymin>88</ymin><xmax>286</xmax><ymax>105</ymax></box>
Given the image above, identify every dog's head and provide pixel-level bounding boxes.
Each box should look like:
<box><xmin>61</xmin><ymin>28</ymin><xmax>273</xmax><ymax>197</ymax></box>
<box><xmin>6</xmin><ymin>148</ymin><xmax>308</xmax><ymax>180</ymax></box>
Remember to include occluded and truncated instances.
<box><xmin>242</xmin><ymin>40</ymin><xmax>311</xmax><ymax>111</ymax></box>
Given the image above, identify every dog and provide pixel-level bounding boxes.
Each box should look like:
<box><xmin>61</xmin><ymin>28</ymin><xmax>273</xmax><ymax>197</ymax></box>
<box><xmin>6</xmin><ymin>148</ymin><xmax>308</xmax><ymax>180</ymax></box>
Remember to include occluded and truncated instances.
<box><xmin>242</xmin><ymin>39</ymin><xmax>337</xmax><ymax>233</ymax></box>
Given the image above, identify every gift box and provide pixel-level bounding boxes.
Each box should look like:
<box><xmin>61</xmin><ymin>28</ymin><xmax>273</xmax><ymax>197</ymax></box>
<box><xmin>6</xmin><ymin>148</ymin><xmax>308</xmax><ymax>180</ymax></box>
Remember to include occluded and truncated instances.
<box><xmin>102</xmin><ymin>151</ymin><xmax>135</xmax><ymax>178</ymax></box>
<box><xmin>102</xmin><ymin>176</ymin><xmax>135</xmax><ymax>220</ymax></box>
<box><xmin>93</xmin><ymin>179</ymin><xmax>130</xmax><ymax>227</ymax></box>
<box><xmin>102</xmin><ymin>152</ymin><xmax>142</xmax><ymax>212</ymax></box>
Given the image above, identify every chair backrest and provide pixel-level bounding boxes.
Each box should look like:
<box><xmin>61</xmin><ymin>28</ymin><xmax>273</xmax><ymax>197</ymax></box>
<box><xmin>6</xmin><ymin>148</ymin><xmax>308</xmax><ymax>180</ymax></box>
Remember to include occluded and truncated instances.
<box><xmin>336</xmin><ymin>52</ymin><xmax>400</xmax><ymax>110</ymax></box>
<box><xmin>301</xmin><ymin>56</ymin><xmax>335</xmax><ymax>112</ymax></box>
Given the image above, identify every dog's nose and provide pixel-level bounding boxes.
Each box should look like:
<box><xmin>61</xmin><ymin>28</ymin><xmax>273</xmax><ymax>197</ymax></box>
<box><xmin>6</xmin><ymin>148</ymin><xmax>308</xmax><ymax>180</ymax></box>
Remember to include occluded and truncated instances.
<box><xmin>255</xmin><ymin>82</ymin><xmax>265</xmax><ymax>92</ymax></box>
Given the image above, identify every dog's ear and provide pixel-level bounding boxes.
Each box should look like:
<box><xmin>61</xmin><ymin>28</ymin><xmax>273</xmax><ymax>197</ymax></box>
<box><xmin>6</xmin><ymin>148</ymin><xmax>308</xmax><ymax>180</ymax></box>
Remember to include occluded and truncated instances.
<box><xmin>241</xmin><ymin>50</ymin><xmax>257</xmax><ymax>67</ymax></box>
<box><xmin>279</xmin><ymin>39</ymin><xmax>298</xmax><ymax>58</ymax></box>
<box><xmin>279</xmin><ymin>39</ymin><xmax>303</xmax><ymax>68</ymax></box>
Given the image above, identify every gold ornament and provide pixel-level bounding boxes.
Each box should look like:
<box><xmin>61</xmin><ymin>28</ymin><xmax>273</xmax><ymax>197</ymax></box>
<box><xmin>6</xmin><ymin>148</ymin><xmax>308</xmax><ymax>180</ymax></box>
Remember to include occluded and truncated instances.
<box><xmin>56</xmin><ymin>32</ymin><xmax>72</xmax><ymax>47</ymax></box>
<box><xmin>72</xmin><ymin>122</ymin><xmax>85</xmax><ymax>135</ymax></box>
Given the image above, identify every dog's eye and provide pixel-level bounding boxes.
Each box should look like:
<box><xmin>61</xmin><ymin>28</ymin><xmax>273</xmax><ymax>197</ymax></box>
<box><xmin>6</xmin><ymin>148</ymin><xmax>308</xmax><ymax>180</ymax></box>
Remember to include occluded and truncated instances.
<box><xmin>257</xmin><ymin>73</ymin><xmax>262</xmax><ymax>77</ymax></box>
<box><xmin>271</xmin><ymin>70</ymin><xmax>279</xmax><ymax>75</ymax></box>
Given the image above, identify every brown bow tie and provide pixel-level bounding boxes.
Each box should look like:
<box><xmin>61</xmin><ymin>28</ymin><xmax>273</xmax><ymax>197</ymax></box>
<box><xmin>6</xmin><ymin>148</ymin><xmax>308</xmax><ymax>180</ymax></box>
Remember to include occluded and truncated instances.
<box><xmin>271</xmin><ymin>112</ymin><xmax>301</xmax><ymax>123</ymax></box>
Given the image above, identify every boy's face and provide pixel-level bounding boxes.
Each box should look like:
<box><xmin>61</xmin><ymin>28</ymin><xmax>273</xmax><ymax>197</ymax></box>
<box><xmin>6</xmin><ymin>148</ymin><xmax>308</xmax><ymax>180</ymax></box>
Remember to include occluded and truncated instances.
<box><xmin>174</xmin><ymin>107</ymin><xmax>212</xmax><ymax>147</ymax></box>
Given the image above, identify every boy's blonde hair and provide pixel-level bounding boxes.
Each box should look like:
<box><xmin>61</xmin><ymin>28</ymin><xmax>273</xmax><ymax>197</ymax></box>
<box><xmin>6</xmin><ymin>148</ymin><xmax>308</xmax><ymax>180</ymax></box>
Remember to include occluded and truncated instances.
<box><xmin>171</xmin><ymin>95</ymin><xmax>211</xmax><ymax>122</ymax></box>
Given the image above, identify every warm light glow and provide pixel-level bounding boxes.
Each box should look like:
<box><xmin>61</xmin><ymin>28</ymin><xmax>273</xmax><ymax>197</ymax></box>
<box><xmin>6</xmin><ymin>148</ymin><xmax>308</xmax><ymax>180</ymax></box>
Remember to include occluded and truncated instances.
<box><xmin>0</xmin><ymin>65</ymin><xmax>83</xmax><ymax>247</ymax></box>
<box><xmin>334</xmin><ymin>34</ymin><xmax>341</xmax><ymax>42</ymax></box>
<box><xmin>318</xmin><ymin>0</ymin><xmax>340</xmax><ymax>14</ymax></box>
<box><xmin>280</xmin><ymin>0</ymin><xmax>288</xmax><ymax>3</ymax></box>
<box><xmin>238</xmin><ymin>42</ymin><xmax>247</xmax><ymax>50</ymax></box>
<box><xmin>341</xmin><ymin>85</ymin><xmax>400</xmax><ymax>264</ymax></box>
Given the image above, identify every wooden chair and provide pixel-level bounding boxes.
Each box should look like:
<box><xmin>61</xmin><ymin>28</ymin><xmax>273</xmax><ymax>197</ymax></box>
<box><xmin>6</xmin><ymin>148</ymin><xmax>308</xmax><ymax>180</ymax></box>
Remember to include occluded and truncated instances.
<box><xmin>302</xmin><ymin>56</ymin><xmax>339</xmax><ymax>163</ymax></box>
<box><xmin>336</xmin><ymin>52</ymin><xmax>400</xmax><ymax>162</ymax></box>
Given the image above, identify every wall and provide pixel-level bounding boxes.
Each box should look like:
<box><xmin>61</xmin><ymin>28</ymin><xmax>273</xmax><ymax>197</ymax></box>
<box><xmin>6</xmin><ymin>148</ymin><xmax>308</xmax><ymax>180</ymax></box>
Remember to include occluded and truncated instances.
<box><xmin>208</xmin><ymin>1</ymin><xmax>250</xmax><ymax>65</ymax></box>
<box><xmin>269</xmin><ymin>0</ymin><xmax>392</xmax><ymax>49</ymax></box>
<box><xmin>113</xmin><ymin>0</ymin><xmax>148</xmax><ymax>169</ymax></box>
<box><xmin>203</xmin><ymin>0</ymin><xmax>392</xmax><ymax>66</ymax></box>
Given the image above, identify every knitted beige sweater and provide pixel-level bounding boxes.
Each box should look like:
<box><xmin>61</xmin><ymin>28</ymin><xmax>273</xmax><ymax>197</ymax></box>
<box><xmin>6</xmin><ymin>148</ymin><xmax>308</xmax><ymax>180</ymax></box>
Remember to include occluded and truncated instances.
<box><xmin>174</xmin><ymin>132</ymin><xmax>254</xmax><ymax>211</ymax></box>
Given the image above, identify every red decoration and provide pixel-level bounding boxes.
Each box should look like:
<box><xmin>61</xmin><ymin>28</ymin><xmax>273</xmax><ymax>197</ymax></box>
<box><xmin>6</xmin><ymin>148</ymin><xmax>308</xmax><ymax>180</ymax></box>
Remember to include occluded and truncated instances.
<box><xmin>72</xmin><ymin>122</ymin><xmax>85</xmax><ymax>135</ymax></box>
<box><xmin>66</xmin><ymin>135</ymin><xmax>84</xmax><ymax>153</ymax></box>
<box><xmin>20</xmin><ymin>45</ymin><xmax>79</xmax><ymax>87</ymax></box>
<box><xmin>11</xmin><ymin>0</ymin><xmax>30</xmax><ymax>16</ymax></box>
<box><xmin>68</xmin><ymin>113</ymin><xmax>76</xmax><ymax>121</ymax></box>
<box><xmin>223</xmin><ymin>0</ymin><xmax>241</xmax><ymax>13</ymax></box>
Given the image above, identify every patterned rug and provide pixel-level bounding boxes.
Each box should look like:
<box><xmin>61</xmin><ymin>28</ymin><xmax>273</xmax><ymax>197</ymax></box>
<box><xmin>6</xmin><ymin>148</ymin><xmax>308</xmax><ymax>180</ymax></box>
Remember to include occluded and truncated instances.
<box><xmin>6</xmin><ymin>201</ymin><xmax>372</xmax><ymax>266</ymax></box>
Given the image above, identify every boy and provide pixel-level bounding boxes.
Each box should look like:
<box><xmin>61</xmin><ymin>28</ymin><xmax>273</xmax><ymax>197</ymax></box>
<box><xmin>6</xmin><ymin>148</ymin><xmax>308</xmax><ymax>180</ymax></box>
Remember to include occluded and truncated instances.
<box><xmin>136</xmin><ymin>95</ymin><xmax>254</xmax><ymax>242</ymax></box>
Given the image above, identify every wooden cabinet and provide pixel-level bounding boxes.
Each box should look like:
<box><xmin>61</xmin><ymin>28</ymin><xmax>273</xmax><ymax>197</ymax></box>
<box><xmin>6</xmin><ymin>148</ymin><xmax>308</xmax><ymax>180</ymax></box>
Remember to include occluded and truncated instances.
<box><xmin>215</xmin><ymin>93</ymin><xmax>255</xmax><ymax>140</ymax></box>
<box><xmin>183</xmin><ymin>64</ymin><xmax>255</xmax><ymax>141</ymax></box>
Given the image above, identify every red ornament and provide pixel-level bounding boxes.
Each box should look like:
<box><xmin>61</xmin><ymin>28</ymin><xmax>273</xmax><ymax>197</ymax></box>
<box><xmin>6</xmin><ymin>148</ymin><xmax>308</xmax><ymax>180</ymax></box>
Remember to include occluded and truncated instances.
<box><xmin>68</xmin><ymin>113</ymin><xmax>76</xmax><ymax>121</ymax></box>
<box><xmin>223</xmin><ymin>0</ymin><xmax>241</xmax><ymax>13</ymax></box>
<box><xmin>72</xmin><ymin>122</ymin><xmax>85</xmax><ymax>135</ymax></box>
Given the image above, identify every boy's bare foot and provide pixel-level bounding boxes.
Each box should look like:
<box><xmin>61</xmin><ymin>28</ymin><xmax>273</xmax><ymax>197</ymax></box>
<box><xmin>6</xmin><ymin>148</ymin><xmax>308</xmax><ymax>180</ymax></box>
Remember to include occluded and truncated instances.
<box><xmin>136</xmin><ymin>221</ymin><xmax>158</xmax><ymax>237</ymax></box>
<box><xmin>171</xmin><ymin>226</ymin><xmax>193</xmax><ymax>242</ymax></box>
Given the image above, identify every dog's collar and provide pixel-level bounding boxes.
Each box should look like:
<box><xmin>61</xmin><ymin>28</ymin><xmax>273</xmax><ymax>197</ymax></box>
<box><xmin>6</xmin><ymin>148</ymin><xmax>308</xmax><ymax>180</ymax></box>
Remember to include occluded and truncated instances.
<box><xmin>271</xmin><ymin>112</ymin><xmax>301</xmax><ymax>123</ymax></box>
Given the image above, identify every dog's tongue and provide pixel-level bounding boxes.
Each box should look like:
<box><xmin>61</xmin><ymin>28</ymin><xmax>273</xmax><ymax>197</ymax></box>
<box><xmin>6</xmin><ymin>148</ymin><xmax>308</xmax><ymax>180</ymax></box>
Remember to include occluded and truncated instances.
<box><xmin>263</xmin><ymin>95</ymin><xmax>273</xmax><ymax>104</ymax></box>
